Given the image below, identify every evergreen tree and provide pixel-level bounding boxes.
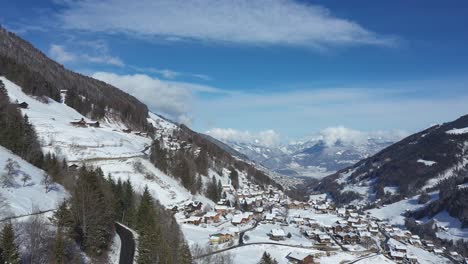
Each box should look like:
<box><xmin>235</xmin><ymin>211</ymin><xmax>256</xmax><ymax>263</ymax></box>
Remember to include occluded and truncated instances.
<box><xmin>136</xmin><ymin>187</ymin><xmax>160</xmax><ymax>264</ymax></box>
<box><xmin>178</xmin><ymin>242</ymin><xmax>192</xmax><ymax>264</ymax></box>
<box><xmin>54</xmin><ymin>227</ymin><xmax>65</xmax><ymax>264</ymax></box>
<box><xmin>258</xmin><ymin>251</ymin><xmax>278</xmax><ymax>264</ymax></box>
<box><xmin>71</xmin><ymin>167</ymin><xmax>114</xmax><ymax>256</ymax></box>
<box><xmin>1</xmin><ymin>222</ymin><xmax>20</xmax><ymax>264</ymax></box>
<box><xmin>229</xmin><ymin>167</ymin><xmax>239</xmax><ymax>189</ymax></box>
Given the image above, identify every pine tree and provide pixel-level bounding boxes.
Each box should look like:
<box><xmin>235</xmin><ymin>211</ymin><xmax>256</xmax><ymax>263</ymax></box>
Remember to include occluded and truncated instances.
<box><xmin>136</xmin><ymin>187</ymin><xmax>160</xmax><ymax>264</ymax></box>
<box><xmin>178</xmin><ymin>242</ymin><xmax>192</xmax><ymax>264</ymax></box>
<box><xmin>54</xmin><ymin>227</ymin><xmax>65</xmax><ymax>264</ymax></box>
<box><xmin>1</xmin><ymin>222</ymin><xmax>21</xmax><ymax>264</ymax></box>
<box><xmin>71</xmin><ymin>167</ymin><xmax>114</xmax><ymax>256</ymax></box>
<box><xmin>229</xmin><ymin>167</ymin><xmax>239</xmax><ymax>189</ymax></box>
<box><xmin>258</xmin><ymin>251</ymin><xmax>278</xmax><ymax>264</ymax></box>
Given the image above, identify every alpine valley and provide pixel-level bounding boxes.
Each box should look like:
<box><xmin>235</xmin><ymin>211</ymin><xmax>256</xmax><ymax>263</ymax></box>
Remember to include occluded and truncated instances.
<box><xmin>0</xmin><ymin>14</ymin><xmax>468</xmax><ymax>264</ymax></box>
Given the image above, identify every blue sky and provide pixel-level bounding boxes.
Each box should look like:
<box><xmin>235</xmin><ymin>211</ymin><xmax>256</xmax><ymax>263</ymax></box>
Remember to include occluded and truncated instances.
<box><xmin>2</xmin><ymin>0</ymin><xmax>468</xmax><ymax>145</ymax></box>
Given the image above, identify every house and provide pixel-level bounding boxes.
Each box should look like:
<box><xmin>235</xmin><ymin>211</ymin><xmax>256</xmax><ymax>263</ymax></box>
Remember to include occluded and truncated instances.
<box><xmin>285</xmin><ymin>252</ymin><xmax>316</xmax><ymax>264</ymax></box>
<box><xmin>394</xmin><ymin>244</ymin><xmax>407</xmax><ymax>253</ymax></box>
<box><xmin>406</xmin><ymin>254</ymin><xmax>418</xmax><ymax>264</ymax></box>
<box><xmin>209</xmin><ymin>233</ymin><xmax>233</xmax><ymax>245</ymax></box>
<box><xmin>318</xmin><ymin>234</ymin><xmax>331</xmax><ymax>244</ymax></box>
<box><xmin>215</xmin><ymin>205</ymin><xmax>228</xmax><ymax>215</ymax></box>
<box><xmin>337</xmin><ymin>208</ymin><xmax>346</xmax><ymax>217</ymax></box>
<box><xmin>232</xmin><ymin>214</ymin><xmax>248</xmax><ymax>225</ymax></box>
<box><xmin>70</xmin><ymin>118</ymin><xmax>87</xmax><ymax>127</ymax></box>
<box><xmin>269</xmin><ymin>229</ymin><xmax>286</xmax><ymax>241</ymax></box>
<box><xmin>88</xmin><ymin>121</ymin><xmax>100</xmax><ymax>128</ymax></box>
<box><xmin>184</xmin><ymin>216</ymin><xmax>202</xmax><ymax>225</ymax></box>
<box><xmin>390</xmin><ymin>251</ymin><xmax>405</xmax><ymax>263</ymax></box>
<box><xmin>184</xmin><ymin>201</ymin><xmax>203</xmax><ymax>213</ymax></box>
<box><xmin>123</xmin><ymin>128</ymin><xmax>132</xmax><ymax>133</ymax></box>
<box><xmin>68</xmin><ymin>164</ymin><xmax>79</xmax><ymax>171</ymax></box>
<box><xmin>433</xmin><ymin>248</ymin><xmax>444</xmax><ymax>255</ymax></box>
<box><xmin>204</xmin><ymin>212</ymin><xmax>220</xmax><ymax>223</ymax></box>
<box><xmin>17</xmin><ymin>102</ymin><xmax>29</xmax><ymax>109</ymax></box>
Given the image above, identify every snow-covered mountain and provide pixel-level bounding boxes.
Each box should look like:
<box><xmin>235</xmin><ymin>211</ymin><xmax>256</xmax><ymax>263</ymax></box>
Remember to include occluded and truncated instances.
<box><xmin>220</xmin><ymin>129</ymin><xmax>397</xmax><ymax>179</ymax></box>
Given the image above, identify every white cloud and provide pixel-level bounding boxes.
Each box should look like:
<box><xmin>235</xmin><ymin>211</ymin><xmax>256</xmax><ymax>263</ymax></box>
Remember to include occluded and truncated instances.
<box><xmin>91</xmin><ymin>72</ymin><xmax>224</xmax><ymax>124</ymax></box>
<box><xmin>56</xmin><ymin>0</ymin><xmax>396</xmax><ymax>48</ymax></box>
<box><xmin>48</xmin><ymin>44</ymin><xmax>124</xmax><ymax>66</ymax></box>
<box><xmin>206</xmin><ymin>128</ymin><xmax>281</xmax><ymax>147</ymax></box>
<box><xmin>49</xmin><ymin>44</ymin><xmax>76</xmax><ymax>63</ymax></box>
<box><xmin>49</xmin><ymin>41</ymin><xmax>122</xmax><ymax>66</ymax></box>
<box><xmin>132</xmin><ymin>66</ymin><xmax>212</xmax><ymax>81</ymax></box>
<box><xmin>193</xmin><ymin>80</ymin><xmax>468</xmax><ymax>138</ymax></box>
<box><xmin>316</xmin><ymin>126</ymin><xmax>407</xmax><ymax>146</ymax></box>
<box><xmin>82</xmin><ymin>54</ymin><xmax>124</xmax><ymax>67</ymax></box>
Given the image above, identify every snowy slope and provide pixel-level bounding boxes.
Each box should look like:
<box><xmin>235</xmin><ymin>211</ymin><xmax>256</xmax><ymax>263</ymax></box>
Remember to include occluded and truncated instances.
<box><xmin>0</xmin><ymin>146</ymin><xmax>69</xmax><ymax>219</ymax></box>
<box><xmin>1</xmin><ymin>76</ymin><xmax>232</xmax><ymax>208</ymax></box>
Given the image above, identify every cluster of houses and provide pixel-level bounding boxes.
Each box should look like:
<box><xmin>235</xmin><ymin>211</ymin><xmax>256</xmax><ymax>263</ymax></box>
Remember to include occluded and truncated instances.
<box><xmin>177</xmin><ymin>182</ymin><xmax>465</xmax><ymax>263</ymax></box>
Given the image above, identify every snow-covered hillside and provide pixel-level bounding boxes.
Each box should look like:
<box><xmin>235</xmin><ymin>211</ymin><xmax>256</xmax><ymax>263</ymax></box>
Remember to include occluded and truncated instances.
<box><xmin>0</xmin><ymin>146</ymin><xmax>68</xmax><ymax>219</ymax></box>
<box><xmin>1</xmin><ymin>76</ymin><xmax>242</xmax><ymax>209</ymax></box>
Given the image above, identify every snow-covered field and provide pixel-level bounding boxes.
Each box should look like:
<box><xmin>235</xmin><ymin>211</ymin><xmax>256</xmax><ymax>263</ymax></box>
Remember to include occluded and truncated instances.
<box><xmin>446</xmin><ymin>127</ymin><xmax>468</xmax><ymax>135</ymax></box>
<box><xmin>367</xmin><ymin>192</ymin><xmax>439</xmax><ymax>226</ymax></box>
<box><xmin>422</xmin><ymin>211</ymin><xmax>468</xmax><ymax>241</ymax></box>
<box><xmin>0</xmin><ymin>146</ymin><xmax>69</xmax><ymax>219</ymax></box>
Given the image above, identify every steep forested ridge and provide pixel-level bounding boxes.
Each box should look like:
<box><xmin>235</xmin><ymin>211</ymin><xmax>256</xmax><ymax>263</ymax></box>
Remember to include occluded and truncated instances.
<box><xmin>0</xmin><ymin>26</ymin><xmax>152</xmax><ymax>131</ymax></box>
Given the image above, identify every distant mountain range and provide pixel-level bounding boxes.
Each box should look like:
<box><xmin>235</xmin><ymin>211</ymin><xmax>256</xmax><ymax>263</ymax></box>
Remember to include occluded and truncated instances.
<box><xmin>217</xmin><ymin>129</ymin><xmax>398</xmax><ymax>179</ymax></box>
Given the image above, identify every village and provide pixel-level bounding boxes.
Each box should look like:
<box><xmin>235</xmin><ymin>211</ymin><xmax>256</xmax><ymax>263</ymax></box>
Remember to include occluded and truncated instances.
<box><xmin>174</xmin><ymin>183</ymin><xmax>465</xmax><ymax>264</ymax></box>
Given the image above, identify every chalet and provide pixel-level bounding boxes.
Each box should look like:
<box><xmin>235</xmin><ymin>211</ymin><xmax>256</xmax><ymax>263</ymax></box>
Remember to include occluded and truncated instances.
<box><xmin>406</xmin><ymin>254</ymin><xmax>418</xmax><ymax>264</ymax></box>
<box><xmin>231</xmin><ymin>214</ymin><xmax>248</xmax><ymax>225</ymax></box>
<box><xmin>390</xmin><ymin>251</ymin><xmax>405</xmax><ymax>263</ymax></box>
<box><xmin>209</xmin><ymin>233</ymin><xmax>233</xmax><ymax>245</ymax></box>
<box><xmin>68</xmin><ymin>164</ymin><xmax>79</xmax><ymax>171</ymax></box>
<box><xmin>88</xmin><ymin>121</ymin><xmax>100</xmax><ymax>128</ymax></box>
<box><xmin>123</xmin><ymin>128</ymin><xmax>132</xmax><ymax>133</ymax></box>
<box><xmin>215</xmin><ymin>205</ymin><xmax>228</xmax><ymax>215</ymax></box>
<box><xmin>17</xmin><ymin>102</ymin><xmax>29</xmax><ymax>109</ymax></box>
<box><xmin>394</xmin><ymin>244</ymin><xmax>407</xmax><ymax>253</ymax></box>
<box><xmin>269</xmin><ymin>229</ymin><xmax>286</xmax><ymax>241</ymax></box>
<box><xmin>203</xmin><ymin>212</ymin><xmax>220</xmax><ymax>223</ymax></box>
<box><xmin>318</xmin><ymin>234</ymin><xmax>331</xmax><ymax>244</ymax></box>
<box><xmin>184</xmin><ymin>201</ymin><xmax>203</xmax><ymax>213</ymax></box>
<box><xmin>433</xmin><ymin>248</ymin><xmax>444</xmax><ymax>255</ymax></box>
<box><xmin>265</xmin><ymin>213</ymin><xmax>275</xmax><ymax>223</ymax></box>
<box><xmin>285</xmin><ymin>252</ymin><xmax>316</xmax><ymax>264</ymax></box>
<box><xmin>337</xmin><ymin>208</ymin><xmax>346</xmax><ymax>217</ymax></box>
<box><xmin>305</xmin><ymin>230</ymin><xmax>320</xmax><ymax>240</ymax></box>
<box><xmin>184</xmin><ymin>216</ymin><xmax>202</xmax><ymax>225</ymax></box>
<box><xmin>70</xmin><ymin>118</ymin><xmax>87</xmax><ymax>127</ymax></box>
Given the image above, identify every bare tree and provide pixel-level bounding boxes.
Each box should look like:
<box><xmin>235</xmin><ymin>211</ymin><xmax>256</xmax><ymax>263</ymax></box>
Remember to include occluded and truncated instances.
<box><xmin>21</xmin><ymin>173</ymin><xmax>32</xmax><ymax>186</ymax></box>
<box><xmin>2</xmin><ymin>158</ymin><xmax>20</xmax><ymax>187</ymax></box>
<box><xmin>42</xmin><ymin>172</ymin><xmax>52</xmax><ymax>193</ymax></box>
<box><xmin>21</xmin><ymin>211</ymin><xmax>54</xmax><ymax>263</ymax></box>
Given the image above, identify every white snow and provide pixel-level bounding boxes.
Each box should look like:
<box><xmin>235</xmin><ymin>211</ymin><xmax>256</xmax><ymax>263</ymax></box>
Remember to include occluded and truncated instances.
<box><xmin>107</xmin><ymin>233</ymin><xmax>121</xmax><ymax>264</ymax></box>
<box><xmin>422</xmin><ymin>211</ymin><xmax>468</xmax><ymax>241</ymax></box>
<box><xmin>0</xmin><ymin>76</ymin><xmax>224</xmax><ymax>209</ymax></box>
<box><xmin>417</xmin><ymin>159</ymin><xmax>437</xmax><ymax>166</ymax></box>
<box><xmin>446</xmin><ymin>127</ymin><xmax>468</xmax><ymax>135</ymax></box>
<box><xmin>0</xmin><ymin>146</ymin><xmax>69</xmax><ymax>219</ymax></box>
<box><xmin>367</xmin><ymin>192</ymin><xmax>439</xmax><ymax>226</ymax></box>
